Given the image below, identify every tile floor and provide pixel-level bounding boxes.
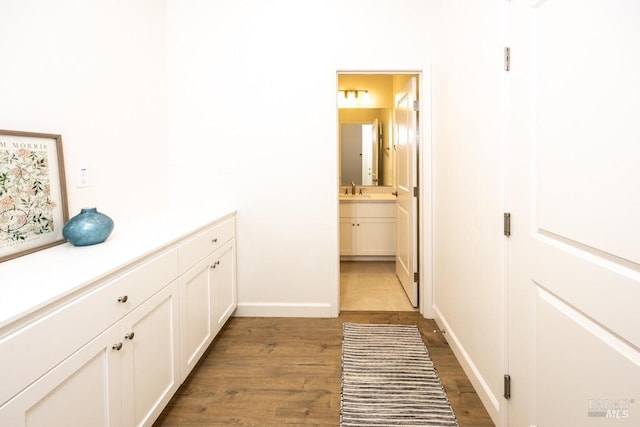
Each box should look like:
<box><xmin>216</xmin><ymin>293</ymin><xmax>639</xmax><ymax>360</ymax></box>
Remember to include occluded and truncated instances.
<box><xmin>340</xmin><ymin>261</ymin><xmax>416</xmax><ymax>311</ymax></box>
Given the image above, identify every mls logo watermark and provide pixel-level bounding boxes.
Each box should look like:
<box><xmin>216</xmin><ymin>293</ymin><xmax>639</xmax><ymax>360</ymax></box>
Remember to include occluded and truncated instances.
<box><xmin>588</xmin><ymin>398</ymin><xmax>634</xmax><ymax>419</ymax></box>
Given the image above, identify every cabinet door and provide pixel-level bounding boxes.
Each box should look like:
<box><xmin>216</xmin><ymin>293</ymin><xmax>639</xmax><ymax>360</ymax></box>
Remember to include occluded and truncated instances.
<box><xmin>356</xmin><ymin>218</ymin><xmax>396</xmax><ymax>256</ymax></box>
<box><xmin>340</xmin><ymin>217</ymin><xmax>356</xmax><ymax>256</ymax></box>
<box><xmin>0</xmin><ymin>326</ymin><xmax>122</xmax><ymax>427</ymax></box>
<box><xmin>120</xmin><ymin>281</ymin><xmax>180</xmax><ymax>427</ymax></box>
<box><xmin>179</xmin><ymin>253</ymin><xmax>216</xmax><ymax>380</ymax></box>
<box><xmin>212</xmin><ymin>240</ymin><xmax>236</xmax><ymax>334</ymax></box>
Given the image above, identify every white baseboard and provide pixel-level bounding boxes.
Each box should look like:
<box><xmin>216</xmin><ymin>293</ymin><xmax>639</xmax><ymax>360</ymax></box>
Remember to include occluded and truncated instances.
<box><xmin>433</xmin><ymin>305</ymin><xmax>501</xmax><ymax>425</ymax></box>
<box><xmin>235</xmin><ymin>302</ymin><xmax>335</xmax><ymax>318</ymax></box>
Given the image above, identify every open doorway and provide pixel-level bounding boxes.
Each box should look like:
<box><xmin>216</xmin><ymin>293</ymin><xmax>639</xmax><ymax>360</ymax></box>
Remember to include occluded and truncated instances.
<box><xmin>337</xmin><ymin>72</ymin><xmax>420</xmax><ymax>312</ymax></box>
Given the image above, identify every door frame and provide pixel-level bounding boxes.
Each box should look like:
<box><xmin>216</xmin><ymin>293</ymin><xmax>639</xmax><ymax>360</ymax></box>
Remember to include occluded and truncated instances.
<box><xmin>335</xmin><ymin>69</ymin><xmax>433</xmax><ymax>318</ymax></box>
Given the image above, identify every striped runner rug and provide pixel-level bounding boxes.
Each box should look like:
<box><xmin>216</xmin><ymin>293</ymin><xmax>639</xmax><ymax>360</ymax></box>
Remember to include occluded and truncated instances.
<box><xmin>341</xmin><ymin>323</ymin><xmax>459</xmax><ymax>427</ymax></box>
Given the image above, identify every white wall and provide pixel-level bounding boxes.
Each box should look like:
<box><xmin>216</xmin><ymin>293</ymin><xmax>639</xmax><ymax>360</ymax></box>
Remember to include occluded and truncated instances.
<box><xmin>0</xmin><ymin>1</ymin><xmax>170</xmax><ymax>221</ymax></box>
<box><xmin>166</xmin><ymin>3</ymin><xmax>506</xmax><ymax>420</ymax></box>
<box><xmin>430</xmin><ymin>0</ymin><xmax>506</xmax><ymax>423</ymax></box>
<box><xmin>166</xmin><ymin>0</ymin><xmax>437</xmax><ymax>317</ymax></box>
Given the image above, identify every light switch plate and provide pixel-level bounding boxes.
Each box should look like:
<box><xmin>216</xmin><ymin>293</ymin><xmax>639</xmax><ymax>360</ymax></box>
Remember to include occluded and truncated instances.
<box><xmin>77</xmin><ymin>167</ymin><xmax>89</xmax><ymax>187</ymax></box>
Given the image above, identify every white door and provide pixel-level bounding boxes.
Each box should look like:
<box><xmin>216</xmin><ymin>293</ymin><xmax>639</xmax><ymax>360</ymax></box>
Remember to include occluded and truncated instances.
<box><xmin>395</xmin><ymin>76</ymin><xmax>418</xmax><ymax>307</ymax></box>
<box><xmin>507</xmin><ymin>1</ymin><xmax>640</xmax><ymax>425</ymax></box>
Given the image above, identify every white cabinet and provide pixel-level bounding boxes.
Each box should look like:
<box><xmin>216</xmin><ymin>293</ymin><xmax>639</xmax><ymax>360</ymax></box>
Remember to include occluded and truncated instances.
<box><xmin>340</xmin><ymin>217</ymin><xmax>357</xmax><ymax>254</ymax></box>
<box><xmin>211</xmin><ymin>241</ymin><xmax>236</xmax><ymax>334</ymax></box>
<box><xmin>0</xmin><ymin>249</ymin><xmax>178</xmax><ymax>409</ymax></box>
<box><xmin>340</xmin><ymin>202</ymin><xmax>396</xmax><ymax>257</ymax></box>
<box><xmin>0</xmin><ymin>210</ymin><xmax>237</xmax><ymax>427</ymax></box>
<box><xmin>120</xmin><ymin>281</ymin><xmax>180</xmax><ymax>427</ymax></box>
<box><xmin>0</xmin><ymin>279</ymin><xmax>180</xmax><ymax>427</ymax></box>
<box><xmin>179</xmin><ymin>254</ymin><xmax>215</xmax><ymax>379</ymax></box>
<box><xmin>178</xmin><ymin>218</ymin><xmax>236</xmax><ymax>380</ymax></box>
<box><xmin>0</xmin><ymin>321</ymin><xmax>122</xmax><ymax>427</ymax></box>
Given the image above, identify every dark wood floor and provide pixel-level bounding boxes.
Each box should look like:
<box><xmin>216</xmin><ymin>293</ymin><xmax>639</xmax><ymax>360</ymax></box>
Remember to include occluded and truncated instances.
<box><xmin>154</xmin><ymin>312</ymin><xmax>495</xmax><ymax>427</ymax></box>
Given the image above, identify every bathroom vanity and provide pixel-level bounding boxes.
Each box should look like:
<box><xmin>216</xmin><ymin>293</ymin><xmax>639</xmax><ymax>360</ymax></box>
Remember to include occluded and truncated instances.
<box><xmin>339</xmin><ymin>194</ymin><xmax>396</xmax><ymax>259</ymax></box>
<box><xmin>0</xmin><ymin>207</ymin><xmax>237</xmax><ymax>427</ymax></box>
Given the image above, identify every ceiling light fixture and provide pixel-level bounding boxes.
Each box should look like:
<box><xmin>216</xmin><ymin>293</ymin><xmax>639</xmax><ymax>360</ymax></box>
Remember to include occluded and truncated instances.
<box><xmin>338</xmin><ymin>89</ymin><xmax>369</xmax><ymax>100</ymax></box>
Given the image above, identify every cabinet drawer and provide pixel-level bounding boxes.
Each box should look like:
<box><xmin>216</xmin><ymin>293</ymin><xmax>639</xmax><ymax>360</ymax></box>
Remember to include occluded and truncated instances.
<box><xmin>0</xmin><ymin>249</ymin><xmax>178</xmax><ymax>406</ymax></box>
<box><xmin>178</xmin><ymin>217</ymin><xmax>235</xmax><ymax>274</ymax></box>
<box><xmin>105</xmin><ymin>249</ymin><xmax>179</xmax><ymax>319</ymax></box>
<box><xmin>339</xmin><ymin>202</ymin><xmax>355</xmax><ymax>218</ymax></box>
<box><xmin>356</xmin><ymin>203</ymin><xmax>396</xmax><ymax>218</ymax></box>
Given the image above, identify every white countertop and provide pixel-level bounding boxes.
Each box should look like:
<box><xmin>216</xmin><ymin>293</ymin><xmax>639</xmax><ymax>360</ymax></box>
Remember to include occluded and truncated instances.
<box><xmin>0</xmin><ymin>206</ymin><xmax>236</xmax><ymax>333</ymax></box>
<box><xmin>338</xmin><ymin>193</ymin><xmax>397</xmax><ymax>202</ymax></box>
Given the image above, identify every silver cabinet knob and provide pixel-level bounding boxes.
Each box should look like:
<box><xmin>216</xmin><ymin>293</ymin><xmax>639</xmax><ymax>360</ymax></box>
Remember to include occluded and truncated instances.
<box><xmin>117</xmin><ymin>295</ymin><xmax>128</xmax><ymax>303</ymax></box>
<box><xmin>125</xmin><ymin>332</ymin><xmax>135</xmax><ymax>340</ymax></box>
<box><xmin>212</xmin><ymin>237</ymin><xmax>218</xmax><ymax>243</ymax></box>
<box><xmin>112</xmin><ymin>342</ymin><xmax>123</xmax><ymax>351</ymax></box>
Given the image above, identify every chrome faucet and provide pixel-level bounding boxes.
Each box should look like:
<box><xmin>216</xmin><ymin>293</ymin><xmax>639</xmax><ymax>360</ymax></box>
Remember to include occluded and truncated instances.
<box><xmin>351</xmin><ymin>181</ymin><xmax>356</xmax><ymax>195</ymax></box>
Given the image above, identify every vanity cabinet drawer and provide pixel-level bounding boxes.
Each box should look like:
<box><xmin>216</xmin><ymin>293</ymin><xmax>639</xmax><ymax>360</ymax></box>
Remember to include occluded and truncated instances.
<box><xmin>356</xmin><ymin>203</ymin><xmax>395</xmax><ymax>218</ymax></box>
<box><xmin>0</xmin><ymin>249</ymin><xmax>178</xmax><ymax>406</ymax></box>
<box><xmin>178</xmin><ymin>217</ymin><xmax>235</xmax><ymax>274</ymax></box>
<box><xmin>339</xmin><ymin>203</ymin><xmax>356</xmax><ymax>218</ymax></box>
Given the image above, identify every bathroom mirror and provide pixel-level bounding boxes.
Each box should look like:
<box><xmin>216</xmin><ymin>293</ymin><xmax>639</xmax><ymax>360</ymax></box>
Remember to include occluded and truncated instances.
<box><xmin>340</xmin><ymin>122</ymin><xmax>378</xmax><ymax>186</ymax></box>
<box><xmin>339</xmin><ymin>109</ymin><xmax>392</xmax><ymax>187</ymax></box>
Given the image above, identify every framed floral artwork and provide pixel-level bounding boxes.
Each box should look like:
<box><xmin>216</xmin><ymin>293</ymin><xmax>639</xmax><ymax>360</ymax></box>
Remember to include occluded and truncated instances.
<box><xmin>0</xmin><ymin>130</ymin><xmax>69</xmax><ymax>262</ymax></box>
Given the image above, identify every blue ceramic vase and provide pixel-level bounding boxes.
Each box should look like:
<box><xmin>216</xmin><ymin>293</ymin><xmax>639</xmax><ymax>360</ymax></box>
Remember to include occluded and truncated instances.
<box><xmin>63</xmin><ymin>208</ymin><xmax>114</xmax><ymax>246</ymax></box>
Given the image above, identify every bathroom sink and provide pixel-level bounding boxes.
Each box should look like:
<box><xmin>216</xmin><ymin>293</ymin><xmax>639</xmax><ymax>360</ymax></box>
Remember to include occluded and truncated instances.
<box><xmin>339</xmin><ymin>194</ymin><xmax>372</xmax><ymax>199</ymax></box>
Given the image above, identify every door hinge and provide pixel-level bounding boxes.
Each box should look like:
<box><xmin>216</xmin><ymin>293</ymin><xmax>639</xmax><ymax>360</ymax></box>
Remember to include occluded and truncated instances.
<box><xmin>504</xmin><ymin>374</ymin><xmax>511</xmax><ymax>399</ymax></box>
<box><xmin>414</xmin><ymin>271</ymin><xmax>419</xmax><ymax>283</ymax></box>
<box><xmin>504</xmin><ymin>47</ymin><xmax>511</xmax><ymax>71</ymax></box>
<box><xmin>413</xmin><ymin>186</ymin><xmax>419</xmax><ymax>197</ymax></box>
<box><xmin>503</xmin><ymin>212</ymin><xmax>511</xmax><ymax>237</ymax></box>
<box><xmin>412</xmin><ymin>100</ymin><xmax>419</xmax><ymax>112</ymax></box>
